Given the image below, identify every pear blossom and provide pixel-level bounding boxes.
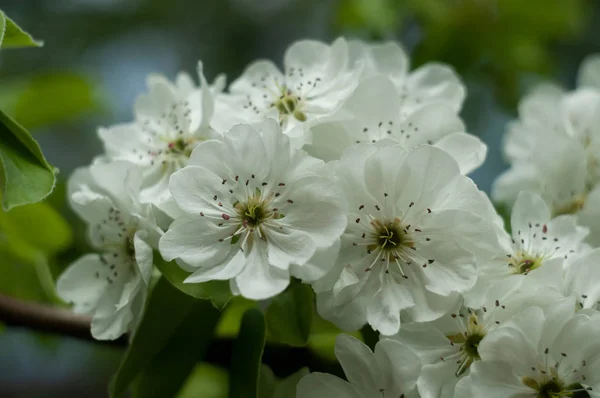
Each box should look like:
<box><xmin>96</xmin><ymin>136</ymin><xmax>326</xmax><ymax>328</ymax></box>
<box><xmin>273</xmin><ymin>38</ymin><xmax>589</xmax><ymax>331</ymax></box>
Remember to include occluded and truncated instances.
<box><xmin>314</xmin><ymin>143</ymin><xmax>501</xmax><ymax>335</ymax></box>
<box><xmin>158</xmin><ymin>119</ymin><xmax>347</xmax><ymax>300</ymax></box>
<box><xmin>307</xmin><ymin>75</ymin><xmax>486</xmax><ymax>174</ymax></box>
<box><xmin>469</xmin><ymin>298</ymin><xmax>600</xmax><ymax>397</ymax></box>
<box><xmin>97</xmin><ymin>62</ymin><xmax>219</xmax><ymax>211</ymax></box>
<box><xmin>503</xmin><ymin>248</ymin><xmax>600</xmax><ymax>312</ymax></box>
<box><xmin>348</xmin><ymin>40</ymin><xmax>466</xmax><ymax>114</ymax></box>
<box><xmin>394</xmin><ymin>296</ymin><xmax>512</xmax><ymax>398</ymax></box>
<box><xmin>212</xmin><ymin>37</ymin><xmax>360</xmax><ymax>146</ymax></box>
<box><xmin>296</xmin><ymin>334</ymin><xmax>421</xmax><ymax>398</ymax></box>
<box><xmin>57</xmin><ymin>161</ymin><xmax>162</xmax><ymax>340</ymax></box>
<box><xmin>465</xmin><ymin>191</ymin><xmax>588</xmax><ymax>307</ymax></box>
<box><xmin>494</xmin><ymin>53</ymin><xmax>600</xmax><ymax>245</ymax></box>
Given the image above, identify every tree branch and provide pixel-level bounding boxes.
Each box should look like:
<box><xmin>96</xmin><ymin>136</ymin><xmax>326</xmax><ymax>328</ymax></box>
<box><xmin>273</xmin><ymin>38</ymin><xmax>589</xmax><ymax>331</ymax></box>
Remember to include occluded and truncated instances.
<box><xmin>0</xmin><ymin>293</ymin><xmax>343</xmax><ymax>377</ymax></box>
<box><xmin>0</xmin><ymin>293</ymin><xmax>127</xmax><ymax>346</ymax></box>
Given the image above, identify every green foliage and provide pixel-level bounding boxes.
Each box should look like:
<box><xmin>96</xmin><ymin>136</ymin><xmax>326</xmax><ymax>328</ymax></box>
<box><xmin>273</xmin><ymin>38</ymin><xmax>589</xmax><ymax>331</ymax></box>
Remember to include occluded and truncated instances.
<box><xmin>0</xmin><ymin>11</ymin><xmax>43</xmax><ymax>49</ymax></box>
<box><xmin>228</xmin><ymin>309</ymin><xmax>266</xmax><ymax>398</ymax></box>
<box><xmin>133</xmin><ymin>300</ymin><xmax>221</xmax><ymax>398</ymax></box>
<box><xmin>13</xmin><ymin>73</ymin><xmax>99</xmax><ymax>130</ymax></box>
<box><xmin>177</xmin><ymin>364</ymin><xmax>229</xmax><ymax>398</ymax></box>
<box><xmin>110</xmin><ymin>278</ymin><xmax>200</xmax><ymax>397</ymax></box>
<box><xmin>266</xmin><ymin>281</ymin><xmax>313</xmax><ymax>347</ymax></box>
<box><xmin>0</xmin><ymin>200</ymin><xmax>72</xmax><ymax>302</ymax></box>
<box><xmin>155</xmin><ymin>254</ymin><xmax>233</xmax><ymax>309</ymax></box>
<box><xmin>335</xmin><ymin>0</ymin><xmax>403</xmax><ymax>38</ymax></box>
<box><xmin>0</xmin><ymin>109</ymin><xmax>56</xmax><ymax>210</ymax></box>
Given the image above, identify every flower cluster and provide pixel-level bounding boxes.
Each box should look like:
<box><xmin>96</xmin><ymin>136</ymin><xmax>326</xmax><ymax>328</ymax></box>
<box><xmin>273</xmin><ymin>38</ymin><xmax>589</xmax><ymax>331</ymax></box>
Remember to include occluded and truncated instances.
<box><xmin>56</xmin><ymin>38</ymin><xmax>600</xmax><ymax>397</ymax></box>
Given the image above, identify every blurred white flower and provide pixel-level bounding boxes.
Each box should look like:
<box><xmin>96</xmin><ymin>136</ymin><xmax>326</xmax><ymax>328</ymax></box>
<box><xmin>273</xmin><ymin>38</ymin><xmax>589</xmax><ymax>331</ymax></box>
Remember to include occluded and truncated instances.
<box><xmin>57</xmin><ymin>161</ymin><xmax>162</xmax><ymax>340</ymax></box>
<box><xmin>159</xmin><ymin>119</ymin><xmax>347</xmax><ymax>300</ymax></box>
<box><xmin>469</xmin><ymin>298</ymin><xmax>600</xmax><ymax>397</ymax></box>
<box><xmin>212</xmin><ymin>37</ymin><xmax>360</xmax><ymax>146</ymax></box>
<box><xmin>314</xmin><ymin>143</ymin><xmax>501</xmax><ymax>335</ymax></box>
<box><xmin>296</xmin><ymin>334</ymin><xmax>421</xmax><ymax>398</ymax></box>
<box><xmin>494</xmin><ymin>53</ymin><xmax>600</xmax><ymax>245</ymax></box>
<box><xmin>97</xmin><ymin>62</ymin><xmax>218</xmax><ymax>211</ymax></box>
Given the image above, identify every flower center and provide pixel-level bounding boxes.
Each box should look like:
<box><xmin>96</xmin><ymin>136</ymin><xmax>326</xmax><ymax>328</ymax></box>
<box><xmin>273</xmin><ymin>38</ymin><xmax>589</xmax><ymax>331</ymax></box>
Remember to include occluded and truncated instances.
<box><xmin>369</xmin><ymin>218</ymin><xmax>410</xmax><ymax>253</ymax></box>
<box><xmin>167</xmin><ymin>137</ymin><xmax>197</xmax><ymax>158</ymax></box>
<box><xmin>235</xmin><ymin>191</ymin><xmax>276</xmax><ymax>229</ymax></box>
<box><xmin>509</xmin><ymin>251</ymin><xmax>543</xmax><ymax>275</ymax></box>
<box><xmin>272</xmin><ymin>87</ymin><xmax>306</xmax><ymax>122</ymax></box>
<box><xmin>446</xmin><ymin>313</ymin><xmax>486</xmax><ymax>376</ymax></box>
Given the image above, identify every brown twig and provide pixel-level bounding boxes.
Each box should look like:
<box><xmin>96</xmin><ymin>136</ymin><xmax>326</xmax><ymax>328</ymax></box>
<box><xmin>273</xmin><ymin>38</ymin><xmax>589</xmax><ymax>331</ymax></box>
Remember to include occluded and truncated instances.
<box><xmin>0</xmin><ymin>293</ymin><xmax>127</xmax><ymax>346</ymax></box>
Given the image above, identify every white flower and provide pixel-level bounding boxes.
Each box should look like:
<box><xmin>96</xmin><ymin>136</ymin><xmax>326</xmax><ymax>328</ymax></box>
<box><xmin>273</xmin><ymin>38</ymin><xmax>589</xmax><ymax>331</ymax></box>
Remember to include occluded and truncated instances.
<box><xmin>504</xmin><ymin>248</ymin><xmax>600</xmax><ymax>313</ymax></box>
<box><xmin>394</xmin><ymin>296</ymin><xmax>512</xmax><ymax>398</ymax></box>
<box><xmin>469</xmin><ymin>297</ymin><xmax>600</xmax><ymax>397</ymax></box>
<box><xmin>296</xmin><ymin>334</ymin><xmax>421</xmax><ymax>398</ymax></box>
<box><xmin>465</xmin><ymin>191</ymin><xmax>588</xmax><ymax>307</ymax></box>
<box><xmin>98</xmin><ymin>62</ymin><xmax>218</xmax><ymax>211</ymax></box>
<box><xmin>494</xmin><ymin>53</ymin><xmax>600</xmax><ymax>245</ymax></box>
<box><xmin>314</xmin><ymin>143</ymin><xmax>501</xmax><ymax>335</ymax></box>
<box><xmin>158</xmin><ymin>119</ymin><xmax>347</xmax><ymax>300</ymax></box>
<box><xmin>348</xmin><ymin>40</ymin><xmax>466</xmax><ymax>114</ymax></box>
<box><xmin>212</xmin><ymin>38</ymin><xmax>360</xmax><ymax>146</ymax></box>
<box><xmin>307</xmin><ymin>75</ymin><xmax>486</xmax><ymax>174</ymax></box>
<box><xmin>57</xmin><ymin>161</ymin><xmax>162</xmax><ymax>340</ymax></box>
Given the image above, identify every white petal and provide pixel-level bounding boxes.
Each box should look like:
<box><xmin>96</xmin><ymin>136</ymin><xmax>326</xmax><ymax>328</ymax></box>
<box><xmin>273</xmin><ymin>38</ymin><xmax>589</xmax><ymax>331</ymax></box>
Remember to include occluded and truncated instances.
<box><xmin>510</xmin><ymin>191</ymin><xmax>551</xmax><ymax>236</ymax></box>
<box><xmin>578</xmin><ymin>53</ymin><xmax>600</xmax><ymax>90</ymax></box>
<box><xmin>366</xmin><ymin>272</ymin><xmax>414</xmax><ymax>335</ymax></box>
<box><xmin>316</xmin><ymin>290</ymin><xmax>367</xmax><ymax>332</ymax></box>
<box><xmin>133</xmin><ymin>231</ymin><xmax>154</xmax><ymax>286</ymax></box>
<box><xmin>375</xmin><ymin>339</ymin><xmax>421</xmax><ymax>396</ymax></box>
<box><xmin>235</xmin><ymin>240</ymin><xmax>290</xmax><ymax>300</ymax></box>
<box><xmin>57</xmin><ymin>254</ymin><xmax>109</xmax><ymax>314</ymax></box>
<box><xmin>290</xmin><ymin>239</ymin><xmax>341</xmax><ymax>283</ymax></box>
<box><xmin>400</xmin><ymin>103</ymin><xmax>465</xmax><ymax>148</ymax></box>
<box><xmin>405</xmin><ymin>63</ymin><xmax>465</xmax><ymax>112</ymax></box>
<box><xmin>416</xmin><ymin>363</ymin><xmax>459</xmax><ymax>398</ymax></box>
<box><xmin>184</xmin><ymin>249</ymin><xmax>246</xmax><ymax>283</ymax></box>
<box><xmin>168</xmin><ymin>165</ymin><xmax>229</xmax><ymax>216</ymax></box>
<box><xmin>158</xmin><ymin>215</ymin><xmax>232</xmax><ymax>267</ymax></box>
<box><xmin>433</xmin><ymin>132</ymin><xmax>487</xmax><ymax>175</ymax></box>
<box><xmin>478</xmin><ymin>307</ymin><xmax>543</xmax><ymax>375</ymax></box>
<box><xmin>469</xmin><ymin>361</ymin><xmax>533</xmax><ymax>398</ymax></box>
<box><xmin>266</xmin><ymin>227</ymin><xmax>316</xmax><ymax>270</ymax></box>
<box><xmin>276</xmin><ymin>176</ymin><xmax>347</xmax><ymax>248</ymax></box>
<box><xmin>296</xmin><ymin>373</ymin><xmax>361</xmax><ymax>398</ymax></box>
<box><xmin>334</xmin><ymin>334</ymin><xmax>380</xmax><ymax>391</ymax></box>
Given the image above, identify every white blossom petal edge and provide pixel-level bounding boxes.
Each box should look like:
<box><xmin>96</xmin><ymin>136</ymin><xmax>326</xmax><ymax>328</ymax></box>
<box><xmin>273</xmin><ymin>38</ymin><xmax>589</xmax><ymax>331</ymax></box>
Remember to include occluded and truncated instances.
<box><xmin>159</xmin><ymin>119</ymin><xmax>347</xmax><ymax>300</ymax></box>
<box><xmin>57</xmin><ymin>161</ymin><xmax>162</xmax><ymax>340</ymax></box>
<box><xmin>296</xmin><ymin>334</ymin><xmax>421</xmax><ymax>398</ymax></box>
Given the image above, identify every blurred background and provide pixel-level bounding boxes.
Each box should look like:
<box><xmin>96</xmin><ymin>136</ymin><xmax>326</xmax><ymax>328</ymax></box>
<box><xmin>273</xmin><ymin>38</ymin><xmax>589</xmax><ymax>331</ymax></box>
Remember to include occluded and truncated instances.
<box><xmin>0</xmin><ymin>0</ymin><xmax>599</xmax><ymax>396</ymax></box>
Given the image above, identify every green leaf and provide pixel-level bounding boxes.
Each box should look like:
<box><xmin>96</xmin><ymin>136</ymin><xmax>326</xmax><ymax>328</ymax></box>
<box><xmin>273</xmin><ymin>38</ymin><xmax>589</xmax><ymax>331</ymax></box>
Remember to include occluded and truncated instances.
<box><xmin>0</xmin><ymin>108</ymin><xmax>56</xmax><ymax>210</ymax></box>
<box><xmin>228</xmin><ymin>309</ymin><xmax>266</xmax><ymax>398</ymax></box>
<box><xmin>177</xmin><ymin>364</ymin><xmax>228</xmax><ymax>398</ymax></box>
<box><xmin>110</xmin><ymin>277</ymin><xmax>198</xmax><ymax>397</ymax></box>
<box><xmin>0</xmin><ymin>200</ymin><xmax>72</xmax><ymax>256</ymax></box>
<box><xmin>266</xmin><ymin>282</ymin><xmax>313</xmax><ymax>346</ymax></box>
<box><xmin>155</xmin><ymin>255</ymin><xmax>233</xmax><ymax>309</ymax></box>
<box><xmin>134</xmin><ymin>300</ymin><xmax>221</xmax><ymax>398</ymax></box>
<box><xmin>0</xmin><ymin>11</ymin><xmax>43</xmax><ymax>49</ymax></box>
<box><xmin>216</xmin><ymin>297</ymin><xmax>258</xmax><ymax>338</ymax></box>
<box><xmin>13</xmin><ymin>73</ymin><xmax>99</xmax><ymax>130</ymax></box>
<box><xmin>257</xmin><ymin>365</ymin><xmax>276</xmax><ymax>398</ymax></box>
